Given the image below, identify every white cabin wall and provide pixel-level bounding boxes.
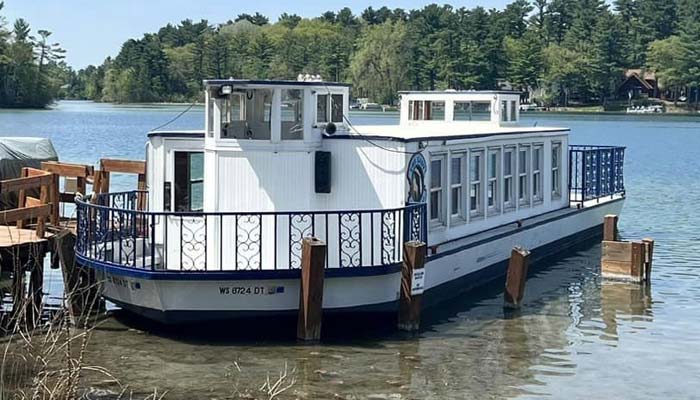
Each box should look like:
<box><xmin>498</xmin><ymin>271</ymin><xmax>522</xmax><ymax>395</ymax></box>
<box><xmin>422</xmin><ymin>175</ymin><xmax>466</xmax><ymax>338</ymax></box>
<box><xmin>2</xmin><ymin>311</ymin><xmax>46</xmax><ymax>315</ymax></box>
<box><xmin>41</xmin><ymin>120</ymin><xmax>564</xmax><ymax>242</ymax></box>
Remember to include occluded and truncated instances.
<box><xmin>316</xmin><ymin>139</ymin><xmax>409</xmax><ymax>211</ymax></box>
<box><xmin>216</xmin><ymin>150</ymin><xmax>314</xmax><ymax>212</ymax></box>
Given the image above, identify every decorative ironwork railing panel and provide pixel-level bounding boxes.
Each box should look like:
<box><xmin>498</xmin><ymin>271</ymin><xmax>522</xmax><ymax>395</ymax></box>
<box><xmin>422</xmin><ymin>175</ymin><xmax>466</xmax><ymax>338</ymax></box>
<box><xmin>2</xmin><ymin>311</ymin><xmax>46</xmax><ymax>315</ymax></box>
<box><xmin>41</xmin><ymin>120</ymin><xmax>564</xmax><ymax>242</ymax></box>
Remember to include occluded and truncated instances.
<box><xmin>569</xmin><ymin>145</ymin><xmax>626</xmax><ymax>205</ymax></box>
<box><xmin>75</xmin><ymin>191</ymin><xmax>427</xmax><ymax>273</ymax></box>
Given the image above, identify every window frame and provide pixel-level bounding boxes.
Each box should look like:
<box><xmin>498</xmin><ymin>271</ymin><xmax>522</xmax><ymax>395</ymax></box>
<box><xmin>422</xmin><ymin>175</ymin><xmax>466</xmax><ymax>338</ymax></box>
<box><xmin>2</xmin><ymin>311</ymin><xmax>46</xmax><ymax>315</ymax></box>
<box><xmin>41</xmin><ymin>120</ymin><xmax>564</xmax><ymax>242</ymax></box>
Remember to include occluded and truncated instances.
<box><xmin>518</xmin><ymin>145</ymin><xmax>530</xmax><ymax>207</ymax></box>
<box><xmin>429</xmin><ymin>154</ymin><xmax>447</xmax><ymax>226</ymax></box>
<box><xmin>503</xmin><ymin>147</ymin><xmax>515</xmax><ymax>211</ymax></box>
<box><xmin>551</xmin><ymin>142</ymin><xmax>562</xmax><ymax>199</ymax></box>
<box><xmin>316</xmin><ymin>92</ymin><xmax>345</xmax><ymax>124</ymax></box>
<box><xmin>449</xmin><ymin>152</ymin><xmax>466</xmax><ymax>222</ymax></box>
<box><xmin>469</xmin><ymin>149</ymin><xmax>485</xmax><ymax>218</ymax></box>
<box><xmin>487</xmin><ymin>148</ymin><xmax>500</xmax><ymax>213</ymax></box>
<box><xmin>532</xmin><ymin>144</ymin><xmax>544</xmax><ymax>203</ymax></box>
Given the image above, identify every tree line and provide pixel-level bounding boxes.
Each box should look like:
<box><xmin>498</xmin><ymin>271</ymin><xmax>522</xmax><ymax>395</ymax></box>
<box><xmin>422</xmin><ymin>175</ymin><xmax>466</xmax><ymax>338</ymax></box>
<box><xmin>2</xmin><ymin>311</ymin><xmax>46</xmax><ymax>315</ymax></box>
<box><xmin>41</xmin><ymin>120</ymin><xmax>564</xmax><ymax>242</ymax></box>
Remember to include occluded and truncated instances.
<box><xmin>0</xmin><ymin>1</ymin><xmax>67</xmax><ymax>108</ymax></box>
<box><xmin>2</xmin><ymin>1</ymin><xmax>700</xmax><ymax>109</ymax></box>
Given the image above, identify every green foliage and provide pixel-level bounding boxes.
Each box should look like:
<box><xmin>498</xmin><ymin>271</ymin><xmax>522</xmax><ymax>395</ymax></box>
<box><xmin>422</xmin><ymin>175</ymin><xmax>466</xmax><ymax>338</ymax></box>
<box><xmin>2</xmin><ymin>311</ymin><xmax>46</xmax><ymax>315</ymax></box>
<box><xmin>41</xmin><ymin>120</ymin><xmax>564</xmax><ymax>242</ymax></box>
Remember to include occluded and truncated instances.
<box><xmin>0</xmin><ymin>9</ymin><xmax>67</xmax><ymax>108</ymax></box>
<box><xmin>2</xmin><ymin>1</ymin><xmax>694</xmax><ymax>108</ymax></box>
<box><xmin>350</xmin><ymin>20</ymin><xmax>411</xmax><ymax>104</ymax></box>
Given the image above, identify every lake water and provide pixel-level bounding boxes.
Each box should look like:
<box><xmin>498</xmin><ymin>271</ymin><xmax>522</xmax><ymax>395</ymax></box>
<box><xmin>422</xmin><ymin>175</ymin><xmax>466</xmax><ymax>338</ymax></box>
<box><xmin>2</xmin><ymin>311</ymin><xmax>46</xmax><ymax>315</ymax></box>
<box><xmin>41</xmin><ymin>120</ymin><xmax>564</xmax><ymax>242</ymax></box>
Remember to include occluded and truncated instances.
<box><xmin>1</xmin><ymin>101</ymin><xmax>700</xmax><ymax>399</ymax></box>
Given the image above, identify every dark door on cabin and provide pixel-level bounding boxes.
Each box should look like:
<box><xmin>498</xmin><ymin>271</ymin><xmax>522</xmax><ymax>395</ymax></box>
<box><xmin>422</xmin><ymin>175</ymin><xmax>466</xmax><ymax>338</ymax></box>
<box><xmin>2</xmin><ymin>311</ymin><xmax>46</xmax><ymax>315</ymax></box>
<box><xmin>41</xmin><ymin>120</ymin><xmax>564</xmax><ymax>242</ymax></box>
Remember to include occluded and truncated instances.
<box><xmin>171</xmin><ymin>151</ymin><xmax>204</xmax><ymax>212</ymax></box>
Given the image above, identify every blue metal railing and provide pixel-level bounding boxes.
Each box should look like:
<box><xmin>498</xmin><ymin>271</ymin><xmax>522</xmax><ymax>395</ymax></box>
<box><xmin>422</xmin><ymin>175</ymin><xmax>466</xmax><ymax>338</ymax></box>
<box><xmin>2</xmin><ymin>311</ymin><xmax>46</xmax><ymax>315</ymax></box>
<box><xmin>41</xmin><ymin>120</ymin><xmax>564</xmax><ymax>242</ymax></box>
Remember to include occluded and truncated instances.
<box><xmin>75</xmin><ymin>191</ymin><xmax>427</xmax><ymax>273</ymax></box>
<box><xmin>568</xmin><ymin>145</ymin><xmax>626</xmax><ymax>206</ymax></box>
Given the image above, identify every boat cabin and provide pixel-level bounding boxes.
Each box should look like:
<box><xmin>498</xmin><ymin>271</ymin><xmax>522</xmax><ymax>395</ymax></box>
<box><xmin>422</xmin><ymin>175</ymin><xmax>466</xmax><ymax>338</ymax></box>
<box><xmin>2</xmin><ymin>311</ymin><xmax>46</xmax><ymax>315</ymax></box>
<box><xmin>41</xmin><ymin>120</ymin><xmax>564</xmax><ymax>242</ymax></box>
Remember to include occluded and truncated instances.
<box><xmin>81</xmin><ymin>80</ymin><xmax>623</xmax><ymax>276</ymax></box>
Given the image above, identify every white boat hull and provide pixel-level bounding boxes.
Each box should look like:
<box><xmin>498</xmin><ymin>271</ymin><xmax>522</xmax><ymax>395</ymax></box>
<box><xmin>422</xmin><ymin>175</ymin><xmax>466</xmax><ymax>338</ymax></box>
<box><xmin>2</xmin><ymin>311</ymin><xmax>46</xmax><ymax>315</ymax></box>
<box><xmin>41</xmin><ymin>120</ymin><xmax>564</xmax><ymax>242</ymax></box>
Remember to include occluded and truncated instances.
<box><xmin>90</xmin><ymin>199</ymin><xmax>624</xmax><ymax>323</ymax></box>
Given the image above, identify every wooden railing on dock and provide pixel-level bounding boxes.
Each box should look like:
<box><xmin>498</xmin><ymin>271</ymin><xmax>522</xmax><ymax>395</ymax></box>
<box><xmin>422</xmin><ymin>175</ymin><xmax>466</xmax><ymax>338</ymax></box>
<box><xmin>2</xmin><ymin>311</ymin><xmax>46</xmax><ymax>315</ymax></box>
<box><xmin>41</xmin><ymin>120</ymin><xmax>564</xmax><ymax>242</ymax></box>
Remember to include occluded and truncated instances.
<box><xmin>1</xmin><ymin>167</ymin><xmax>54</xmax><ymax>238</ymax></box>
<box><xmin>93</xmin><ymin>158</ymin><xmax>147</xmax><ymax>210</ymax></box>
<box><xmin>41</xmin><ymin>161</ymin><xmax>94</xmax><ymax>225</ymax></box>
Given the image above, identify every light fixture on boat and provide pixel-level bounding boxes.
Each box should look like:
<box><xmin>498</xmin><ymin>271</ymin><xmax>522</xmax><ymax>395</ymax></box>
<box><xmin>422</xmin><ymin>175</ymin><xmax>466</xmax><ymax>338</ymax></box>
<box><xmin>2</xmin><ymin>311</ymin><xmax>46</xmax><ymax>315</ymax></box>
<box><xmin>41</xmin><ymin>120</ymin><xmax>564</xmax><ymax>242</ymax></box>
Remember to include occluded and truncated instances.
<box><xmin>324</xmin><ymin>122</ymin><xmax>337</xmax><ymax>135</ymax></box>
<box><xmin>219</xmin><ymin>85</ymin><xmax>233</xmax><ymax>96</ymax></box>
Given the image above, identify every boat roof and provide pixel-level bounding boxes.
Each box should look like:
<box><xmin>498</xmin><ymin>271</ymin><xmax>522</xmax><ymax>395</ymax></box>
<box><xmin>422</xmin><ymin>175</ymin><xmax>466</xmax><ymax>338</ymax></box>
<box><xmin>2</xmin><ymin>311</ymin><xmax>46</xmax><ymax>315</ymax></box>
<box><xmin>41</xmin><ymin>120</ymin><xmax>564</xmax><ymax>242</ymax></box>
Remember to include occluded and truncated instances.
<box><xmin>147</xmin><ymin>130</ymin><xmax>205</xmax><ymax>138</ymax></box>
<box><xmin>329</xmin><ymin>124</ymin><xmax>569</xmax><ymax>142</ymax></box>
<box><xmin>398</xmin><ymin>90</ymin><xmax>522</xmax><ymax>95</ymax></box>
<box><xmin>203</xmin><ymin>79</ymin><xmax>351</xmax><ymax>88</ymax></box>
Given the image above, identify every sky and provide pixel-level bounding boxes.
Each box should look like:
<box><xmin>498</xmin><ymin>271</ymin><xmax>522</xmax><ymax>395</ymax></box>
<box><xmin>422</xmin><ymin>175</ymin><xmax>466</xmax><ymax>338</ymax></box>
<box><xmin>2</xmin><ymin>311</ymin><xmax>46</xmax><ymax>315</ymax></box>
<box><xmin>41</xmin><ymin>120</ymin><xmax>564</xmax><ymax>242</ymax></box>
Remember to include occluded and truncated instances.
<box><xmin>1</xmin><ymin>0</ymin><xmax>513</xmax><ymax>69</ymax></box>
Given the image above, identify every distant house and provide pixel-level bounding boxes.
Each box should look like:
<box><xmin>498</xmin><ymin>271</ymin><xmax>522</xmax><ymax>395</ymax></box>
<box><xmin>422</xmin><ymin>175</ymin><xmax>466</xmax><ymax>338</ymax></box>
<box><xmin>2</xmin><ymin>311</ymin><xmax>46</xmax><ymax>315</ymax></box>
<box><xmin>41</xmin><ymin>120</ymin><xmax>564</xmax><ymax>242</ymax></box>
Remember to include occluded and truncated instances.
<box><xmin>616</xmin><ymin>69</ymin><xmax>659</xmax><ymax>100</ymax></box>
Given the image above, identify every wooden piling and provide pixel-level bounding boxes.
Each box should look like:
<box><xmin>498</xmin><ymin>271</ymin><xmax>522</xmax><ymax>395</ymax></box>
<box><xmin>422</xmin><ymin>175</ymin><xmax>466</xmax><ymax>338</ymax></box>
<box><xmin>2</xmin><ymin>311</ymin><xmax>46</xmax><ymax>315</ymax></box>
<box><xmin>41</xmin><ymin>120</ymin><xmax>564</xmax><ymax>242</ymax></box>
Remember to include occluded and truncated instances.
<box><xmin>26</xmin><ymin>246</ymin><xmax>45</xmax><ymax>330</ymax></box>
<box><xmin>603</xmin><ymin>214</ymin><xmax>618</xmax><ymax>241</ymax></box>
<box><xmin>398</xmin><ymin>241</ymin><xmax>426</xmax><ymax>332</ymax></box>
<box><xmin>504</xmin><ymin>246</ymin><xmax>531</xmax><ymax>309</ymax></box>
<box><xmin>297</xmin><ymin>237</ymin><xmax>326</xmax><ymax>342</ymax></box>
<box><xmin>642</xmin><ymin>238</ymin><xmax>654</xmax><ymax>283</ymax></box>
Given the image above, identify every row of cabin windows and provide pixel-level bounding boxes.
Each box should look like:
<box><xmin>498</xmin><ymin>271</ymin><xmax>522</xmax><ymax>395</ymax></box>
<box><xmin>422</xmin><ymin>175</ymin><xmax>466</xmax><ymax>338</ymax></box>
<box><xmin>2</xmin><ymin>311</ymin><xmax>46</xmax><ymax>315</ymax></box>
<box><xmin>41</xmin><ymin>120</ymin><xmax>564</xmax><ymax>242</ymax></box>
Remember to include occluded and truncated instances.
<box><xmin>219</xmin><ymin>89</ymin><xmax>343</xmax><ymax>140</ymax></box>
<box><xmin>429</xmin><ymin>143</ymin><xmax>562</xmax><ymax>224</ymax></box>
<box><xmin>408</xmin><ymin>100</ymin><xmax>518</xmax><ymax>122</ymax></box>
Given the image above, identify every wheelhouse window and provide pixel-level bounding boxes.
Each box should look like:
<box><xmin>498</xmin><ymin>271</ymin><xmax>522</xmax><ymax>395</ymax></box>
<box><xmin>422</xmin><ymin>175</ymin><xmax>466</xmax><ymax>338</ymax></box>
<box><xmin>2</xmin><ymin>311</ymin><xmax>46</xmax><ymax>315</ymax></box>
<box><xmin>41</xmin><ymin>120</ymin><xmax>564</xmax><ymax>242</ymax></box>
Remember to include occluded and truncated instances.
<box><xmin>533</xmin><ymin>145</ymin><xmax>543</xmax><ymax>203</ymax></box>
<box><xmin>316</xmin><ymin>93</ymin><xmax>344</xmax><ymax>124</ymax></box>
<box><xmin>430</xmin><ymin>157</ymin><xmax>445</xmax><ymax>224</ymax></box>
<box><xmin>510</xmin><ymin>100</ymin><xmax>517</xmax><ymax>121</ymax></box>
<box><xmin>469</xmin><ymin>150</ymin><xmax>484</xmax><ymax>217</ymax></box>
<box><xmin>552</xmin><ymin>142</ymin><xmax>562</xmax><ymax>198</ymax></box>
<box><xmin>221</xmin><ymin>89</ymin><xmax>271</xmax><ymax>140</ymax></box>
<box><xmin>453</xmin><ymin>101</ymin><xmax>491</xmax><ymax>121</ymax></box>
<box><xmin>503</xmin><ymin>148</ymin><xmax>515</xmax><ymax>210</ymax></box>
<box><xmin>501</xmin><ymin>100</ymin><xmax>508</xmax><ymax>122</ymax></box>
<box><xmin>281</xmin><ymin>89</ymin><xmax>303</xmax><ymax>140</ymax></box>
<box><xmin>487</xmin><ymin>149</ymin><xmax>500</xmax><ymax>212</ymax></box>
<box><xmin>518</xmin><ymin>146</ymin><xmax>530</xmax><ymax>206</ymax></box>
<box><xmin>409</xmin><ymin>100</ymin><xmax>445</xmax><ymax>121</ymax></box>
<box><xmin>316</xmin><ymin>94</ymin><xmax>328</xmax><ymax>123</ymax></box>
<box><xmin>331</xmin><ymin>94</ymin><xmax>344</xmax><ymax>123</ymax></box>
<box><xmin>174</xmin><ymin>152</ymin><xmax>204</xmax><ymax>212</ymax></box>
<box><xmin>450</xmin><ymin>154</ymin><xmax>464</xmax><ymax>218</ymax></box>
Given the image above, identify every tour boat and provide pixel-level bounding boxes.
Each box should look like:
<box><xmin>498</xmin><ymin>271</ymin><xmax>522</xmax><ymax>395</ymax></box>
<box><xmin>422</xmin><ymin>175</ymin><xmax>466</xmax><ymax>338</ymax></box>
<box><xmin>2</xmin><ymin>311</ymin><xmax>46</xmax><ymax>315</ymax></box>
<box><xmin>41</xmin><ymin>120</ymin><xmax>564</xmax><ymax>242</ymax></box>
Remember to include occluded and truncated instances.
<box><xmin>75</xmin><ymin>78</ymin><xmax>625</xmax><ymax>323</ymax></box>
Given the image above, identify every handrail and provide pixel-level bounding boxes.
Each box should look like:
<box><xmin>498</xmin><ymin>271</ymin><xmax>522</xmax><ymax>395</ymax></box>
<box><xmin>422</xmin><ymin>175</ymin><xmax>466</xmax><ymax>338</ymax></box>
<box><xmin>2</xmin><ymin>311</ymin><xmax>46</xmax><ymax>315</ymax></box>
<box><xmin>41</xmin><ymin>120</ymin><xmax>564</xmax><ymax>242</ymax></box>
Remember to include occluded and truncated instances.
<box><xmin>76</xmin><ymin>190</ymin><xmax>427</xmax><ymax>273</ymax></box>
<box><xmin>569</xmin><ymin>145</ymin><xmax>625</xmax><ymax>206</ymax></box>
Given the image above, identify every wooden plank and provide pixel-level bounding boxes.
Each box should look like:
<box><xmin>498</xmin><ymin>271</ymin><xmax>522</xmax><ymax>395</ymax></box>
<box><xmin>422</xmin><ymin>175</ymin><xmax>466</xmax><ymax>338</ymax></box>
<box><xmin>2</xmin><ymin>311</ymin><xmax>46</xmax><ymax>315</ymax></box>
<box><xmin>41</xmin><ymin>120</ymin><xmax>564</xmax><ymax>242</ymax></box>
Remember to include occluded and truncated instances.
<box><xmin>602</xmin><ymin>240</ymin><xmax>632</xmax><ymax>263</ymax></box>
<box><xmin>504</xmin><ymin>246</ymin><xmax>531</xmax><ymax>309</ymax></box>
<box><xmin>36</xmin><ymin>183</ymin><xmax>49</xmax><ymax>237</ymax></box>
<box><xmin>0</xmin><ymin>174</ymin><xmax>53</xmax><ymax>194</ymax></box>
<box><xmin>50</xmin><ymin>173</ymin><xmax>60</xmax><ymax>224</ymax></box>
<box><xmin>630</xmin><ymin>241</ymin><xmax>644</xmax><ymax>281</ymax></box>
<box><xmin>23</xmin><ymin>167</ymin><xmax>49</xmax><ymax>177</ymax></box>
<box><xmin>297</xmin><ymin>237</ymin><xmax>326</xmax><ymax>342</ymax></box>
<box><xmin>101</xmin><ymin>159</ymin><xmax>146</xmax><ymax>175</ymax></box>
<box><xmin>0</xmin><ymin>204</ymin><xmax>52</xmax><ymax>225</ymax></box>
<box><xmin>25</xmin><ymin>196</ymin><xmax>42</xmax><ymax>207</ymax></box>
<box><xmin>601</xmin><ymin>259</ymin><xmax>633</xmax><ymax>275</ymax></box>
<box><xmin>398</xmin><ymin>241</ymin><xmax>426</xmax><ymax>331</ymax></box>
<box><xmin>603</xmin><ymin>214</ymin><xmax>618</xmax><ymax>241</ymax></box>
<box><xmin>41</xmin><ymin>161</ymin><xmax>93</xmax><ymax>178</ymax></box>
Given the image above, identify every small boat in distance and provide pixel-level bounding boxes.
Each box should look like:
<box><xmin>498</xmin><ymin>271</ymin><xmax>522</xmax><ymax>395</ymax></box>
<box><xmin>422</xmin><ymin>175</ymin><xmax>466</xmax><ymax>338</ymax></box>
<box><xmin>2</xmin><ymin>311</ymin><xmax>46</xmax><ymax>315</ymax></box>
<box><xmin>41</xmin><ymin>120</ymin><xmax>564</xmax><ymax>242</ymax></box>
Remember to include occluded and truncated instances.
<box><xmin>626</xmin><ymin>105</ymin><xmax>664</xmax><ymax>114</ymax></box>
<box><xmin>75</xmin><ymin>78</ymin><xmax>626</xmax><ymax>324</ymax></box>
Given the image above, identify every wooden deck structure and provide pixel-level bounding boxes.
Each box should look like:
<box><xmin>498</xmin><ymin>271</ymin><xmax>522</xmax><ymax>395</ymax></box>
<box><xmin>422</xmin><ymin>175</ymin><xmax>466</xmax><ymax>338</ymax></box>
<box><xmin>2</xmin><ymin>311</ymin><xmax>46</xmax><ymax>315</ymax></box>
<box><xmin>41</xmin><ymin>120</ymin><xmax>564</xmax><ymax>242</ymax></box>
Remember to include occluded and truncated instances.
<box><xmin>0</xmin><ymin>158</ymin><xmax>148</xmax><ymax>330</ymax></box>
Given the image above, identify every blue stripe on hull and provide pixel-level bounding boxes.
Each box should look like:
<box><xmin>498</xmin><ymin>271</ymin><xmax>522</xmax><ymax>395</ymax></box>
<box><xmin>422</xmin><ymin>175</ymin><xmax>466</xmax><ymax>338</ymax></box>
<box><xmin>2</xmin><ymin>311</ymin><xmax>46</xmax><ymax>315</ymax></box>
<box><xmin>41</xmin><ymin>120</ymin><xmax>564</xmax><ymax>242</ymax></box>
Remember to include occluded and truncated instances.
<box><xmin>103</xmin><ymin>222</ymin><xmax>604</xmax><ymax>325</ymax></box>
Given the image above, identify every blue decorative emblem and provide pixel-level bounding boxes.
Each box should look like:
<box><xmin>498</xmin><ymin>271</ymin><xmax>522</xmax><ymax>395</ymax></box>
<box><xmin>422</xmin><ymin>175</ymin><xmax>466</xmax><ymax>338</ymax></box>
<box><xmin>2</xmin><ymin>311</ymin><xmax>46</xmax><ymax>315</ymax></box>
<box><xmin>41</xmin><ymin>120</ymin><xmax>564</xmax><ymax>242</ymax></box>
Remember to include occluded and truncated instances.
<box><xmin>406</xmin><ymin>152</ymin><xmax>427</xmax><ymax>203</ymax></box>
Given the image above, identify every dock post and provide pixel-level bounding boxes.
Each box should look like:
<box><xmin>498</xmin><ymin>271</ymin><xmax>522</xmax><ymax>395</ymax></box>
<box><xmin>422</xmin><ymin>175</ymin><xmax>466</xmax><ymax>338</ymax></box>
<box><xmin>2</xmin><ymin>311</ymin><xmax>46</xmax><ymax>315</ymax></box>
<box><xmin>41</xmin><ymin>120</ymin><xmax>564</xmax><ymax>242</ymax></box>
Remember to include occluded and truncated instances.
<box><xmin>297</xmin><ymin>237</ymin><xmax>326</xmax><ymax>342</ymax></box>
<box><xmin>26</xmin><ymin>244</ymin><xmax>46</xmax><ymax>330</ymax></box>
<box><xmin>642</xmin><ymin>238</ymin><xmax>654</xmax><ymax>283</ymax></box>
<box><xmin>504</xmin><ymin>246</ymin><xmax>531</xmax><ymax>309</ymax></box>
<box><xmin>398</xmin><ymin>241</ymin><xmax>426</xmax><ymax>332</ymax></box>
<box><xmin>603</xmin><ymin>214</ymin><xmax>618</xmax><ymax>241</ymax></box>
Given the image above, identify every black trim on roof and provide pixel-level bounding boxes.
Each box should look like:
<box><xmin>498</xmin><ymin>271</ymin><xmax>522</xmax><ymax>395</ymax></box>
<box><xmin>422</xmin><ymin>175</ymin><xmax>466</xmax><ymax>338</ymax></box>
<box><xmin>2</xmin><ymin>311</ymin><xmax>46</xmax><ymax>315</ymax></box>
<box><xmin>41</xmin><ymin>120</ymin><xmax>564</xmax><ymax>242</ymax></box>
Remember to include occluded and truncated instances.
<box><xmin>323</xmin><ymin>128</ymin><xmax>570</xmax><ymax>143</ymax></box>
<box><xmin>147</xmin><ymin>131</ymin><xmax>205</xmax><ymax>138</ymax></box>
<box><xmin>203</xmin><ymin>79</ymin><xmax>351</xmax><ymax>88</ymax></box>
